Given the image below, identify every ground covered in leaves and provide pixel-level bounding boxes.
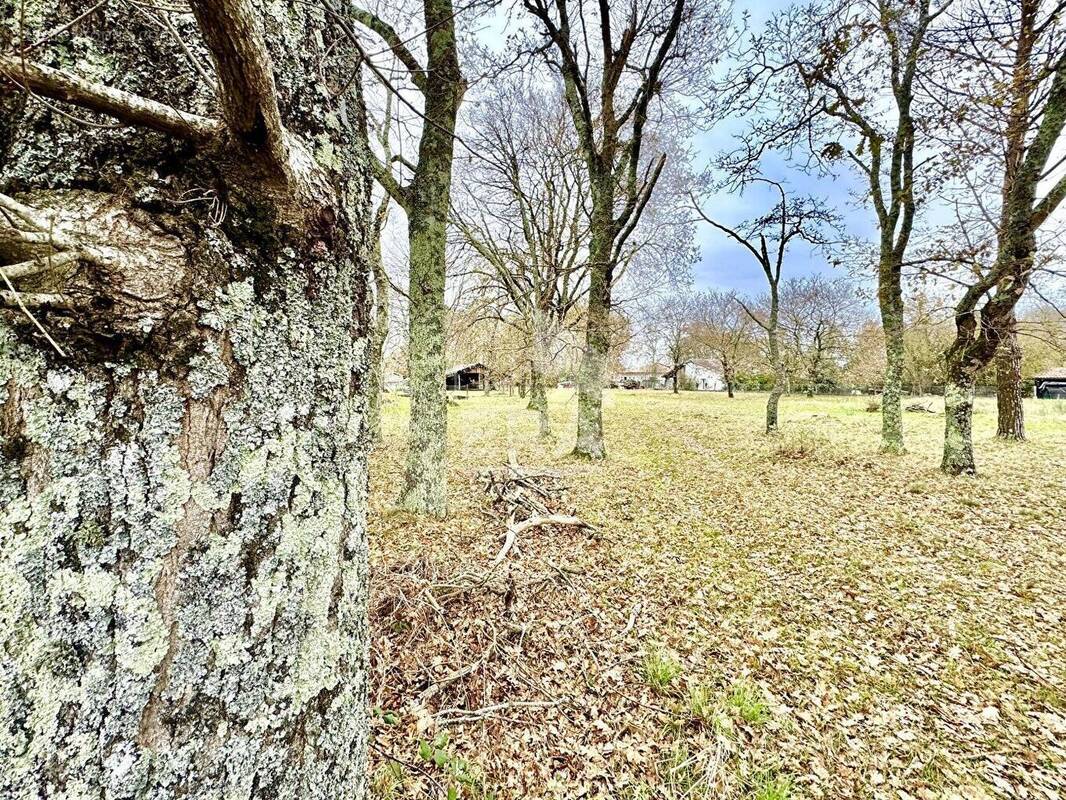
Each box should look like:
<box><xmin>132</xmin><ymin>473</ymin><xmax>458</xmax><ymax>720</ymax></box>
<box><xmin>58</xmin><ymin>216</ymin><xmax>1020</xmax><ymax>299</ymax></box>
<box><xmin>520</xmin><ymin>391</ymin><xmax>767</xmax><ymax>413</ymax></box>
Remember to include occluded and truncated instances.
<box><xmin>368</xmin><ymin>390</ymin><xmax>1066</xmax><ymax>800</ymax></box>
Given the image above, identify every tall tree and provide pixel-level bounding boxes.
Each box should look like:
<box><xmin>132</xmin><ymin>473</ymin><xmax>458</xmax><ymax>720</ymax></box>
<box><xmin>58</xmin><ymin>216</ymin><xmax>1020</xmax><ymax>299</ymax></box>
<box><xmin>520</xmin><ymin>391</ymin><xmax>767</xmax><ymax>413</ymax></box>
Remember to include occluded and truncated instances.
<box><xmin>0</xmin><ymin>1</ymin><xmax>372</xmax><ymax>794</ymax></box>
<box><xmin>739</xmin><ymin>0</ymin><xmax>954</xmax><ymax>452</ymax></box>
<box><xmin>938</xmin><ymin>0</ymin><xmax>1066</xmax><ymax>474</ymax></box>
<box><xmin>693</xmin><ymin>180</ymin><xmax>835</xmax><ymax>432</ymax></box>
<box><xmin>519</xmin><ymin>0</ymin><xmax>729</xmax><ymax>458</ymax></box>
<box><xmin>352</xmin><ymin>0</ymin><xmax>466</xmax><ymax>513</ymax></box>
<box><xmin>454</xmin><ymin>80</ymin><xmax>589</xmax><ymax>437</ymax></box>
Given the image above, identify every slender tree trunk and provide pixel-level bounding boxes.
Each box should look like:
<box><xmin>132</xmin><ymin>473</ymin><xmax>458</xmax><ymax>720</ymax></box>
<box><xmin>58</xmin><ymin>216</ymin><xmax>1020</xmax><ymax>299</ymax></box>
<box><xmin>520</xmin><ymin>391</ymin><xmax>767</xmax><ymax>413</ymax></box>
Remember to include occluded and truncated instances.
<box><xmin>367</xmin><ymin>209</ymin><xmax>390</xmax><ymax>445</ymax></box>
<box><xmin>673</xmin><ymin>369</ymin><xmax>680</xmax><ymax>394</ymax></box>
<box><xmin>400</xmin><ymin>201</ymin><xmax>449</xmax><ymax>515</ymax></box>
<box><xmin>766</xmin><ymin>325</ymin><xmax>785</xmax><ymax>434</ymax></box>
<box><xmin>0</xmin><ymin>3</ymin><xmax>372</xmax><ymax>794</ymax></box>
<box><xmin>398</xmin><ymin>0</ymin><xmax>464</xmax><ymax>517</ymax></box>
<box><xmin>573</xmin><ymin>226</ymin><xmax>611</xmax><ymax>459</ymax></box>
<box><xmin>942</xmin><ymin>371</ymin><xmax>977</xmax><ymax>475</ymax></box>
<box><xmin>724</xmin><ymin>360</ymin><xmax>735</xmax><ymax>398</ymax></box>
<box><xmin>527</xmin><ymin>311</ymin><xmax>552</xmax><ymax>437</ymax></box>
<box><xmin>996</xmin><ymin>315</ymin><xmax>1025</xmax><ymax>440</ymax></box>
<box><xmin>879</xmin><ymin>261</ymin><xmax>906</xmax><ymax>453</ymax></box>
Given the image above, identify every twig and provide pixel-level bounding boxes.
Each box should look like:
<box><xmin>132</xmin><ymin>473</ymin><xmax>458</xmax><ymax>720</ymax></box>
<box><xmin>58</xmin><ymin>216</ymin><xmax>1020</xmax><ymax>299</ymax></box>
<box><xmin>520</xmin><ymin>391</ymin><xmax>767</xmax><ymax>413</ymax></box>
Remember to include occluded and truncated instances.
<box><xmin>0</xmin><ymin>266</ymin><xmax>67</xmax><ymax>356</ymax></box>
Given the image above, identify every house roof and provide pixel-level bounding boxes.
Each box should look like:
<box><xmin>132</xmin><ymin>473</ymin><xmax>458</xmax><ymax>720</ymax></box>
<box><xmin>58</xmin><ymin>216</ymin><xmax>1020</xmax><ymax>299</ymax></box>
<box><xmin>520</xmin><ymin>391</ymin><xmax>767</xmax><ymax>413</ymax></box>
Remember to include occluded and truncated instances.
<box><xmin>1035</xmin><ymin>368</ymin><xmax>1066</xmax><ymax>379</ymax></box>
<box><xmin>446</xmin><ymin>363</ymin><xmax>489</xmax><ymax>377</ymax></box>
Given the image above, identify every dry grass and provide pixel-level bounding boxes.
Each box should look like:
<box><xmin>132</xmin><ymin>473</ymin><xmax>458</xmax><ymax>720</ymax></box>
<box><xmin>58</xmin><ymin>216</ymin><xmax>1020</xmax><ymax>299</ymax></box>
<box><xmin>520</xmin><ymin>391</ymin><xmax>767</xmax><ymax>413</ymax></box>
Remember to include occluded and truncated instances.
<box><xmin>368</xmin><ymin>389</ymin><xmax>1066</xmax><ymax>799</ymax></box>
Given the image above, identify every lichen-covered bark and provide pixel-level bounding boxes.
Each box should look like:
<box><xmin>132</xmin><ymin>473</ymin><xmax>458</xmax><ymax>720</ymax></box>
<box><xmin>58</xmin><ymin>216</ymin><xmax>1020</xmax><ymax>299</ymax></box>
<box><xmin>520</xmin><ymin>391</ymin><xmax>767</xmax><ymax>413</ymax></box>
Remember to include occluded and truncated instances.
<box><xmin>996</xmin><ymin>318</ymin><xmax>1025</xmax><ymax>440</ymax></box>
<box><xmin>400</xmin><ymin>201</ymin><xmax>449</xmax><ymax>514</ymax></box>
<box><xmin>573</xmin><ymin>234</ymin><xmax>610</xmax><ymax>459</ymax></box>
<box><xmin>942</xmin><ymin>378</ymin><xmax>976</xmax><ymax>475</ymax></box>
<box><xmin>879</xmin><ymin>267</ymin><xmax>906</xmax><ymax>454</ymax></box>
<box><xmin>1</xmin><ymin>271</ymin><xmax>370</xmax><ymax>798</ymax></box>
<box><xmin>395</xmin><ymin>0</ymin><xmax>464</xmax><ymax>517</ymax></box>
<box><xmin>0</xmin><ymin>3</ymin><xmax>373</xmax><ymax>796</ymax></box>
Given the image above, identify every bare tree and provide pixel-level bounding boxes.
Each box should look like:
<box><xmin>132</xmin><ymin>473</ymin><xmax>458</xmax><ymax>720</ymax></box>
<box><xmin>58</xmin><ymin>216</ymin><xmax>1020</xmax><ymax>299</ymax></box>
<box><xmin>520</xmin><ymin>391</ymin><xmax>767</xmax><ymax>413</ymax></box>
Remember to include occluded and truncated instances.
<box><xmin>351</xmin><ymin>0</ymin><xmax>466</xmax><ymax>514</ymax></box>
<box><xmin>733</xmin><ymin>0</ymin><xmax>955</xmax><ymax>452</ymax></box>
<box><xmin>692</xmin><ymin>180</ymin><xmax>837</xmax><ymax>432</ymax></box>
<box><xmin>453</xmin><ymin>79</ymin><xmax>589</xmax><ymax>437</ymax></box>
<box><xmin>518</xmin><ymin>0</ymin><xmax>731</xmax><ymax>458</ymax></box>
<box><xmin>934</xmin><ymin>0</ymin><xmax>1066</xmax><ymax>473</ymax></box>
<box><xmin>690</xmin><ymin>289</ymin><xmax>753</xmax><ymax>398</ymax></box>
<box><xmin>779</xmin><ymin>275</ymin><xmax>856</xmax><ymax>396</ymax></box>
<box><xmin>0</xmin><ymin>1</ymin><xmax>373</xmax><ymax>794</ymax></box>
<box><xmin>643</xmin><ymin>291</ymin><xmax>698</xmax><ymax>393</ymax></box>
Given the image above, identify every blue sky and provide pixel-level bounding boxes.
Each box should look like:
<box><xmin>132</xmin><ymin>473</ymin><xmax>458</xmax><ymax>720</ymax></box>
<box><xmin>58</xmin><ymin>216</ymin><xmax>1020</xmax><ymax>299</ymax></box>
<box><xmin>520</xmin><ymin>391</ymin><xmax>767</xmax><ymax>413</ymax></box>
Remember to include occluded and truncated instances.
<box><xmin>686</xmin><ymin>0</ymin><xmax>881</xmax><ymax>297</ymax></box>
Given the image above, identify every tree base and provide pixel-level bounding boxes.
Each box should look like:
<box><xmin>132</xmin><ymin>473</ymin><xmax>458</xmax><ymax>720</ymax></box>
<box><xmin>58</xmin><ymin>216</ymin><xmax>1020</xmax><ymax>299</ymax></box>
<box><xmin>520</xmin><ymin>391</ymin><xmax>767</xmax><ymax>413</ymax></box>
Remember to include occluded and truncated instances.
<box><xmin>570</xmin><ymin>445</ymin><xmax>606</xmax><ymax>460</ymax></box>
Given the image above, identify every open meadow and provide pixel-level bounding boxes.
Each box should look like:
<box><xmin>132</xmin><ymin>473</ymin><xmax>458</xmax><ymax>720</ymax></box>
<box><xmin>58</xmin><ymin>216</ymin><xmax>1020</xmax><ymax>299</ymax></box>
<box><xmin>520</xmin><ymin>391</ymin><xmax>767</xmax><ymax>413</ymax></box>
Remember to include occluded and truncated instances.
<box><xmin>369</xmin><ymin>390</ymin><xmax>1066</xmax><ymax>800</ymax></box>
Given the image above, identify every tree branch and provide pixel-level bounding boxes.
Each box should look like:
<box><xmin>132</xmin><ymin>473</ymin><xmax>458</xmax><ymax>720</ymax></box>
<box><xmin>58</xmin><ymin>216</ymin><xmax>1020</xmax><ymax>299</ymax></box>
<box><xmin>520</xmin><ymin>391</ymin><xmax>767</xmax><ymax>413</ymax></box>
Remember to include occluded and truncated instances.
<box><xmin>350</xmin><ymin>5</ymin><xmax>428</xmax><ymax>92</ymax></box>
<box><xmin>0</xmin><ymin>55</ymin><xmax>217</xmax><ymax>142</ymax></box>
<box><xmin>187</xmin><ymin>0</ymin><xmax>288</xmax><ymax>169</ymax></box>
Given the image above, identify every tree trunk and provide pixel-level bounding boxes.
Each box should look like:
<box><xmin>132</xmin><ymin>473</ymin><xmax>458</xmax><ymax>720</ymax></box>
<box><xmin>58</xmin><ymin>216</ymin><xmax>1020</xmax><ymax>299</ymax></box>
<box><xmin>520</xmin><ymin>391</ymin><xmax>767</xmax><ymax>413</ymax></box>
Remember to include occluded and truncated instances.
<box><xmin>879</xmin><ymin>267</ymin><xmax>906</xmax><ymax>453</ymax></box>
<box><xmin>367</xmin><ymin>206</ymin><xmax>391</xmax><ymax>445</ymax></box>
<box><xmin>942</xmin><ymin>373</ymin><xmax>977</xmax><ymax>475</ymax></box>
<box><xmin>0</xmin><ymin>4</ymin><xmax>371</xmax><ymax>795</ymax></box>
<box><xmin>766</xmin><ymin>326</ymin><xmax>785</xmax><ymax>434</ymax></box>
<box><xmin>996</xmin><ymin>316</ymin><xmax>1025</xmax><ymax>440</ymax></box>
<box><xmin>724</xmin><ymin>361</ymin><xmax>735</xmax><ymax>398</ymax></box>
<box><xmin>400</xmin><ymin>202</ymin><xmax>448</xmax><ymax>515</ymax></box>
<box><xmin>527</xmin><ymin>311</ymin><xmax>551</xmax><ymax>437</ymax></box>
<box><xmin>397</xmin><ymin>0</ymin><xmax>464</xmax><ymax>517</ymax></box>
<box><xmin>573</xmin><ymin>227</ymin><xmax>611</xmax><ymax>459</ymax></box>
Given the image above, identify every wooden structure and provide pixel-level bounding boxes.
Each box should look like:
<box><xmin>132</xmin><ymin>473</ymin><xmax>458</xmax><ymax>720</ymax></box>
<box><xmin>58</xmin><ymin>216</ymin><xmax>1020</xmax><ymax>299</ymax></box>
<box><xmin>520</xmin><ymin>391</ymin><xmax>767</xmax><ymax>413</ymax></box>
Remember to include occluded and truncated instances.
<box><xmin>446</xmin><ymin>363</ymin><xmax>490</xmax><ymax>391</ymax></box>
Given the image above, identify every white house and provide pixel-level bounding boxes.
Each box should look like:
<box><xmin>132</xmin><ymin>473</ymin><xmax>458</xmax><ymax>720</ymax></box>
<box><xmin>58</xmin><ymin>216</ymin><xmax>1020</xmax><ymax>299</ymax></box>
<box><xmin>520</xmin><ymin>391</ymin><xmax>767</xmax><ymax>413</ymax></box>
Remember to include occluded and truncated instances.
<box><xmin>663</xmin><ymin>359</ymin><xmax>725</xmax><ymax>391</ymax></box>
<box><xmin>612</xmin><ymin>363</ymin><xmax>670</xmax><ymax>389</ymax></box>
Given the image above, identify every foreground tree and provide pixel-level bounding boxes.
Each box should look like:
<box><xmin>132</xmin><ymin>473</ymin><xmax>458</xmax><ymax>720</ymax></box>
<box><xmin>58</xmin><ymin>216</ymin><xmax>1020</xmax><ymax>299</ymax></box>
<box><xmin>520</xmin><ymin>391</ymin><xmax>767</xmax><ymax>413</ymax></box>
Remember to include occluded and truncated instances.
<box><xmin>693</xmin><ymin>180</ymin><xmax>835</xmax><ymax>432</ymax></box>
<box><xmin>0</xmin><ymin>2</ymin><xmax>371</xmax><ymax>794</ymax></box>
<box><xmin>939</xmin><ymin>0</ymin><xmax>1066</xmax><ymax>474</ymax></box>
<box><xmin>353</xmin><ymin>0</ymin><xmax>466</xmax><ymax>513</ymax></box>
<box><xmin>520</xmin><ymin>0</ymin><xmax>728</xmax><ymax>458</ymax></box>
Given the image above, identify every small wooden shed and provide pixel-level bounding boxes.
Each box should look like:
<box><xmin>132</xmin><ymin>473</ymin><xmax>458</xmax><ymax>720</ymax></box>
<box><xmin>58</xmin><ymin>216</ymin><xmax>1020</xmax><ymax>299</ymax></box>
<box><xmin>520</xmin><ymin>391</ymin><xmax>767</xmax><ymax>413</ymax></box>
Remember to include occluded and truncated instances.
<box><xmin>1034</xmin><ymin>368</ymin><xmax>1066</xmax><ymax>399</ymax></box>
<box><xmin>446</xmin><ymin>363</ymin><xmax>489</xmax><ymax>391</ymax></box>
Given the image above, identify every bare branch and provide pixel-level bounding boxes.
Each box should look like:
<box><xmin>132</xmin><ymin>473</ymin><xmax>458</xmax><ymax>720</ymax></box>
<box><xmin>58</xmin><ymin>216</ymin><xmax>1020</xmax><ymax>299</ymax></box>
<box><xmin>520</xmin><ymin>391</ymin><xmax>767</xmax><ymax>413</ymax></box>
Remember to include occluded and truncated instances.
<box><xmin>0</xmin><ymin>55</ymin><xmax>217</xmax><ymax>142</ymax></box>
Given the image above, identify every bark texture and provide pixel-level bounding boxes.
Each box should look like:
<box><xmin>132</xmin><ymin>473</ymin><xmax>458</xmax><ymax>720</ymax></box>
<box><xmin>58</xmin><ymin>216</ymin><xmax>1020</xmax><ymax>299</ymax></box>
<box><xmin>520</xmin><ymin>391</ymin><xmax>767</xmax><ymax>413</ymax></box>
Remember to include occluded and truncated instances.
<box><xmin>995</xmin><ymin>317</ymin><xmax>1026</xmax><ymax>441</ymax></box>
<box><xmin>364</xmin><ymin>0</ymin><xmax>464</xmax><ymax>517</ymax></box>
<box><xmin>942</xmin><ymin>379</ymin><xmax>977</xmax><ymax>474</ymax></box>
<box><xmin>0</xmin><ymin>3</ymin><xmax>372</xmax><ymax>797</ymax></box>
<box><xmin>573</xmin><ymin>247</ymin><xmax>609</xmax><ymax>459</ymax></box>
<box><xmin>527</xmin><ymin>310</ymin><xmax>552</xmax><ymax>438</ymax></box>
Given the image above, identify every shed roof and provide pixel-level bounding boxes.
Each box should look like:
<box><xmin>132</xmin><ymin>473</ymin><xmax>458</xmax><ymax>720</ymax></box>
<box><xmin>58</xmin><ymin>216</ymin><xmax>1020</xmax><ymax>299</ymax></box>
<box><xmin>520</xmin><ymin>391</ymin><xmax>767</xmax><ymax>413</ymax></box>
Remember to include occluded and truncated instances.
<box><xmin>446</xmin><ymin>363</ymin><xmax>489</xmax><ymax>377</ymax></box>
<box><xmin>1035</xmin><ymin>368</ymin><xmax>1066</xmax><ymax>379</ymax></box>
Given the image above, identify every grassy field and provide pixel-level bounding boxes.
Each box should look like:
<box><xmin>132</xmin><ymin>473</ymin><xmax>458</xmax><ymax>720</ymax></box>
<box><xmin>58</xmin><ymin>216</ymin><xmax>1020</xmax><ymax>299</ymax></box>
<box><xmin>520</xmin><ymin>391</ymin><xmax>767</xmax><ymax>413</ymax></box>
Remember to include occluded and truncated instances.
<box><xmin>368</xmin><ymin>389</ymin><xmax>1066</xmax><ymax>800</ymax></box>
